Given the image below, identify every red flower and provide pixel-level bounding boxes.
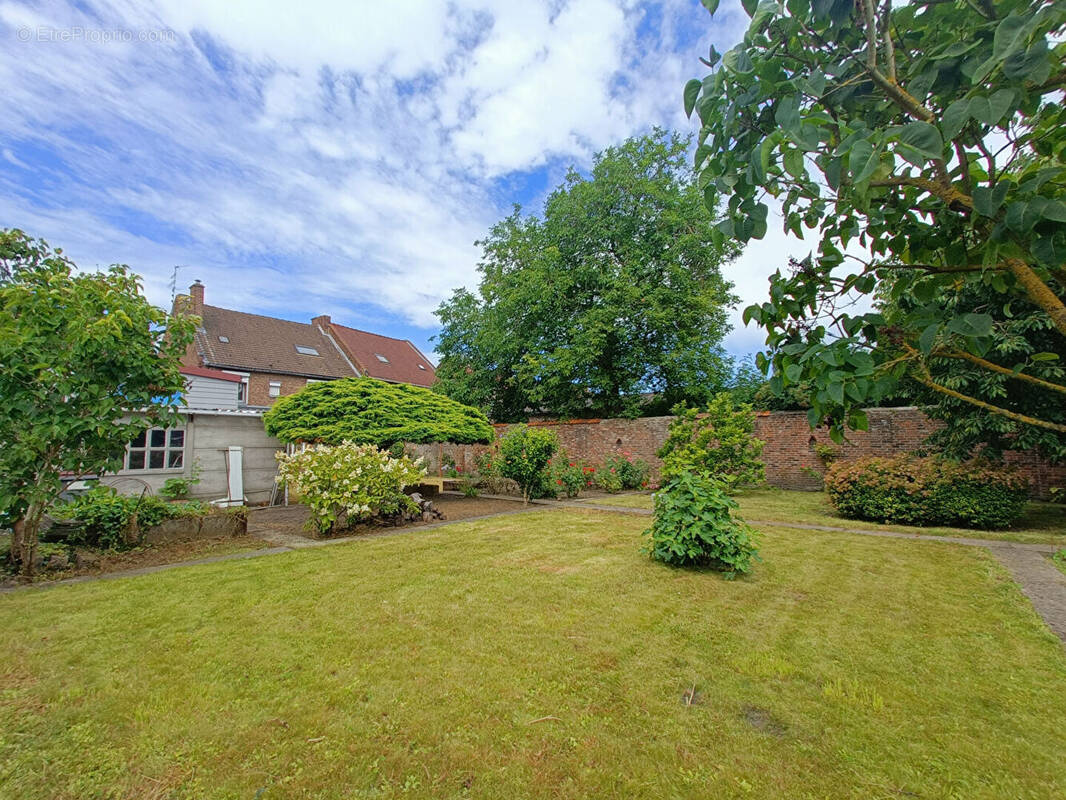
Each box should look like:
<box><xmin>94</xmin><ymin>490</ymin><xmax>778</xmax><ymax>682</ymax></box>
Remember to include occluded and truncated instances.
<box><xmin>568</xmin><ymin>462</ymin><xmax>575</xmax><ymax>467</ymax></box>
<box><xmin>556</xmin><ymin>479</ymin><xmax>563</xmax><ymax>485</ymax></box>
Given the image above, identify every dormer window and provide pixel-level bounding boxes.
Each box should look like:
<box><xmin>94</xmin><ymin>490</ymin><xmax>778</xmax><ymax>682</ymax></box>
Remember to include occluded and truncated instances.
<box><xmin>374</xmin><ymin>353</ymin><xmax>390</xmax><ymax>363</ymax></box>
<box><xmin>295</xmin><ymin>345</ymin><xmax>320</xmax><ymax>356</ymax></box>
<box><xmin>218</xmin><ymin>335</ymin><xmax>229</xmax><ymax>343</ymax></box>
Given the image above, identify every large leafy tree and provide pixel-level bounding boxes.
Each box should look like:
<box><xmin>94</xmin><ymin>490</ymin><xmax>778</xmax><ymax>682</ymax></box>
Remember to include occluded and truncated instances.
<box><xmin>0</xmin><ymin>230</ymin><xmax>195</xmax><ymax>575</ymax></box>
<box><xmin>434</xmin><ymin>130</ymin><xmax>740</xmax><ymax>421</ymax></box>
<box><xmin>263</xmin><ymin>377</ymin><xmax>494</xmax><ymax>447</ymax></box>
<box><xmin>686</xmin><ymin>0</ymin><xmax>1066</xmax><ymax>452</ymax></box>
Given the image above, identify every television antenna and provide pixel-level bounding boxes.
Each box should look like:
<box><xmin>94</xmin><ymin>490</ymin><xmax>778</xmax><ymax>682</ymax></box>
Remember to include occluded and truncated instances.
<box><xmin>169</xmin><ymin>265</ymin><xmax>188</xmax><ymax>305</ymax></box>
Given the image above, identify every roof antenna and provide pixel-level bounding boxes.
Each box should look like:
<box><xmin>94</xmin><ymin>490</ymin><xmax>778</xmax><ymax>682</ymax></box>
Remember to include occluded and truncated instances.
<box><xmin>169</xmin><ymin>265</ymin><xmax>188</xmax><ymax>305</ymax></box>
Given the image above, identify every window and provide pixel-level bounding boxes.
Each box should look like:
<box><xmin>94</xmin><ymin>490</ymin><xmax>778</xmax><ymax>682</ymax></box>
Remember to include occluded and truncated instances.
<box><xmin>268</xmin><ymin>381</ymin><xmax>282</xmax><ymax>398</ymax></box>
<box><xmin>417</xmin><ymin>364</ymin><xmax>426</xmax><ymax>370</ymax></box>
<box><xmin>374</xmin><ymin>353</ymin><xmax>390</xmax><ymax>363</ymax></box>
<box><xmin>218</xmin><ymin>335</ymin><xmax>229</xmax><ymax>343</ymax></box>
<box><xmin>125</xmin><ymin>428</ymin><xmax>184</xmax><ymax>471</ymax></box>
<box><xmin>236</xmin><ymin>380</ymin><xmax>247</xmax><ymax>403</ymax></box>
<box><xmin>295</xmin><ymin>345</ymin><xmax>320</xmax><ymax>356</ymax></box>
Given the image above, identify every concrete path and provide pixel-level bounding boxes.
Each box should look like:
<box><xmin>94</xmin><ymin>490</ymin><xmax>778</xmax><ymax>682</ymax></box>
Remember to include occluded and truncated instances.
<box><xmin>7</xmin><ymin>498</ymin><xmax>1065</xmax><ymax>645</ymax></box>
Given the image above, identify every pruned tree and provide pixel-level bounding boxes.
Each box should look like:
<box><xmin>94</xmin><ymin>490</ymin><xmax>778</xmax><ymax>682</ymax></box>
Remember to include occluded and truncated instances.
<box><xmin>685</xmin><ymin>0</ymin><xmax>1066</xmax><ymax>452</ymax></box>
<box><xmin>262</xmin><ymin>377</ymin><xmax>494</xmax><ymax>447</ymax></box>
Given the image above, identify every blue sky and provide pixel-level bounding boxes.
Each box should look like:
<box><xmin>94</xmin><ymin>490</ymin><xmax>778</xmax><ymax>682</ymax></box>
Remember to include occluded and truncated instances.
<box><xmin>0</xmin><ymin>0</ymin><xmax>801</xmax><ymax>361</ymax></box>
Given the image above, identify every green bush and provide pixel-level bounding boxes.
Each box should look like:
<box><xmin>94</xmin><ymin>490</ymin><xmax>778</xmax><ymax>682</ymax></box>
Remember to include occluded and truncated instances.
<box><xmin>276</xmin><ymin>442</ymin><xmax>426</xmax><ymax>534</ymax></box>
<box><xmin>54</xmin><ymin>486</ymin><xmax>202</xmax><ymax>550</ymax></box>
<box><xmin>824</xmin><ymin>455</ymin><xmax>1029</xmax><ymax>530</ymax></box>
<box><xmin>551</xmin><ymin>458</ymin><xmax>586</xmax><ymax>498</ymax></box>
<box><xmin>658</xmin><ymin>394</ymin><xmax>765</xmax><ymax>490</ymax></box>
<box><xmin>593</xmin><ymin>466</ymin><xmax>624</xmax><ymax>493</ymax></box>
<box><xmin>498</xmin><ymin>425</ymin><xmax>559</xmax><ymax>503</ymax></box>
<box><xmin>603</xmin><ymin>453</ymin><xmax>651</xmax><ymax>490</ymax></box>
<box><xmin>643</xmin><ymin>471</ymin><xmax>759</xmax><ymax>576</ymax></box>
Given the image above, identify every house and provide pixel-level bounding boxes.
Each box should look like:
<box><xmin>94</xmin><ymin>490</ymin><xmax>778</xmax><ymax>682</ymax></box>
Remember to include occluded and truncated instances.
<box><xmin>97</xmin><ymin>366</ymin><xmax>285</xmax><ymax>504</ymax></box>
<box><xmin>174</xmin><ymin>281</ymin><xmax>437</xmax><ymax>405</ymax></box>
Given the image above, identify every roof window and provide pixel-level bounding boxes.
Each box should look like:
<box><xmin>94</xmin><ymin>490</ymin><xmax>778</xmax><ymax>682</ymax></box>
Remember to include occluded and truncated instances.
<box><xmin>295</xmin><ymin>345</ymin><xmax>320</xmax><ymax>356</ymax></box>
<box><xmin>374</xmin><ymin>353</ymin><xmax>390</xmax><ymax>363</ymax></box>
<box><xmin>218</xmin><ymin>335</ymin><xmax>229</xmax><ymax>343</ymax></box>
<box><xmin>417</xmin><ymin>364</ymin><xmax>426</xmax><ymax>370</ymax></box>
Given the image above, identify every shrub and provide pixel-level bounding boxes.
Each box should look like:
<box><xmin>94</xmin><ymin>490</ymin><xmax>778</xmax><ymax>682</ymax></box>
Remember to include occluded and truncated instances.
<box><xmin>457</xmin><ymin>477</ymin><xmax>480</xmax><ymax>498</ymax></box>
<box><xmin>497</xmin><ymin>425</ymin><xmax>559</xmax><ymax>503</ymax></box>
<box><xmin>54</xmin><ymin>486</ymin><xmax>203</xmax><ymax>550</ymax></box>
<box><xmin>593</xmin><ymin>466</ymin><xmax>624</xmax><ymax>493</ymax></box>
<box><xmin>643</xmin><ymin>471</ymin><xmax>759</xmax><ymax>576</ymax></box>
<box><xmin>824</xmin><ymin>455</ymin><xmax>1029</xmax><ymax>530</ymax></box>
<box><xmin>552</xmin><ymin>458</ymin><xmax>586</xmax><ymax>498</ymax></box>
<box><xmin>658</xmin><ymin>394</ymin><xmax>765</xmax><ymax>490</ymax></box>
<box><xmin>603</xmin><ymin>452</ymin><xmax>651</xmax><ymax>490</ymax></box>
<box><xmin>275</xmin><ymin>442</ymin><xmax>426</xmax><ymax>534</ymax></box>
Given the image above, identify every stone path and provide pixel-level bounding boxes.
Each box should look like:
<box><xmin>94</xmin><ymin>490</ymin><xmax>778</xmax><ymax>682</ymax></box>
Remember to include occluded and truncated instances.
<box><xmin>7</xmin><ymin>498</ymin><xmax>1066</xmax><ymax>645</ymax></box>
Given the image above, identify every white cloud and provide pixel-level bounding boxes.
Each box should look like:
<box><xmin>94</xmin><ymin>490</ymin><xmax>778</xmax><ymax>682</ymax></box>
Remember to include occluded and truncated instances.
<box><xmin>0</xmin><ymin>0</ymin><xmax>783</xmax><ymax>354</ymax></box>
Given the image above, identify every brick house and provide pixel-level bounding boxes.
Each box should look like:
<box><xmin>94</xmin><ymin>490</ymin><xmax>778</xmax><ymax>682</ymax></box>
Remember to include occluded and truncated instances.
<box><xmin>174</xmin><ymin>281</ymin><xmax>437</xmax><ymax>405</ymax></box>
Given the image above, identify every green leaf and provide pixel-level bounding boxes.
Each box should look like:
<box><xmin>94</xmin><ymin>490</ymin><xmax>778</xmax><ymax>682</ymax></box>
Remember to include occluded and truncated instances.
<box><xmin>919</xmin><ymin>323</ymin><xmax>939</xmax><ymax>354</ymax></box>
<box><xmin>848</xmin><ymin>140</ymin><xmax>879</xmax><ymax>184</ymax></box>
<box><xmin>827</xmin><ymin>382</ymin><xmax>844</xmax><ymax>405</ymax></box>
<box><xmin>1042</xmin><ymin>200</ymin><xmax>1066</xmax><ymax>223</ymax></box>
<box><xmin>1031</xmin><ymin>352</ymin><xmax>1060</xmax><ymax>362</ymax></box>
<box><xmin>993</xmin><ymin>14</ymin><xmax>1031</xmax><ymax>62</ymax></box>
<box><xmin>774</xmin><ymin>95</ymin><xmax>801</xmax><ymax>134</ymax></box>
<box><xmin>700</xmin><ymin>0</ymin><xmax>720</xmax><ymax>13</ymax></box>
<box><xmin>941</xmin><ymin>99</ymin><xmax>970</xmax><ymax>140</ymax></box>
<box><xmin>785</xmin><ymin>364</ymin><xmax>803</xmax><ymax>383</ymax></box>
<box><xmin>740</xmin><ymin>0</ymin><xmax>758</xmax><ymax>16</ymax></box>
<box><xmin>897</xmin><ymin>122</ymin><xmax>943</xmax><ymax>159</ymax></box>
<box><xmin>972</xmin><ymin>182</ymin><xmax>1010</xmax><ymax>217</ymax></box>
<box><xmin>684</xmin><ymin>79</ymin><xmax>702</xmax><ymax>118</ymax></box>
<box><xmin>784</xmin><ymin>149</ymin><xmax>805</xmax><ymax>179</ymax></box>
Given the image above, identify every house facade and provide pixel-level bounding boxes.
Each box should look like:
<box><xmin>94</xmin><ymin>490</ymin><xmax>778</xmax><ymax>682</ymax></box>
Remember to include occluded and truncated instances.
<box><xmin>174</xmin><ymin>281</ymin><xmax>437</xmax><ymax>405</ymax></box>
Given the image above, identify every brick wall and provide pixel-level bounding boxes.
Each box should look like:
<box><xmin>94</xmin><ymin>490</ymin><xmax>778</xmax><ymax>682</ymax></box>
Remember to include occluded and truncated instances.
<box><xmin>410</xmin><ymin>408</ymin><xmax>1065</xmax><ymax>498</ymax></box>
<box><xmin>245</xmin><ymin>372</ymin><xmax>312</xmax><ymax>407</ymax></box>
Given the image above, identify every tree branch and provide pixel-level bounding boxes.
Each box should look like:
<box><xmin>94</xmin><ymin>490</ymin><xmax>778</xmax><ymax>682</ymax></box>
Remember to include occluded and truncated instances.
<box><xmin>935</xmin><ymin>349</ymin><xmax>1066</xmax><ymax>395</ymax></box>
<box><xmin>1005</xmin><ymin>258</ymin><xmax>1066</xmax><ymax>338</ymax></box>
<box><xmin>912</xmin><ymin>371</ymin><xmax>1066</xmax><ymax>433</ymax></box>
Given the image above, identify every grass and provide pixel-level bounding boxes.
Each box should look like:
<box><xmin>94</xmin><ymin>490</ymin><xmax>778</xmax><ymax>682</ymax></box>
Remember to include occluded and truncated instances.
<box><xmin>1</xmin><ymin>509</ymin><xmax>1065</xmax><ymax>798</ymax></box>
<box><xmin>590</xmin><ymin>488</ymin><xmax>1066</xmax><ymax>544</ymax></box>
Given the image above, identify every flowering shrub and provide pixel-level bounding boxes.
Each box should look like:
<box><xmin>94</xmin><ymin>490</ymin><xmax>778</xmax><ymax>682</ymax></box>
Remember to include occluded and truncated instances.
<box><xmin>643</xmin><ymin>471</ymin><xmax>759</xmax><ymax>576</ymax></box>
<box><xmin>276</xmin><ymin>442</ymin><xmax>426</xmax><ymax>534</ymax></box>
<box><xmin>825</xmin><ymin>455</ymin><xmax>1029</xmax><ymax>530</ymax></box>
<box><xmin>552</xmin><ymin>458</ymin><xmax>587</xmax><ymax>498</ymax></box>
<box><xmin>498</xmin><ymin>425</ymin><xmax>559</xmax><ymax>503</ymax></box>
<box><xmin>593</xmin><ymin>466</ymin><xmax>624</xmax><ymax>493</ymax></box>
<box><xmin>603</xmin><ymin>452</ymin><xmax>651</xmax><ymax>490</ymax></box>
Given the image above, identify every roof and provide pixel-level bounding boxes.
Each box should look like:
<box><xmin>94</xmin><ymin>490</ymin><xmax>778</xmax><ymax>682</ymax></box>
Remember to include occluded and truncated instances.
<box><xmin>195</xmin><ymin>305</ymin><xmax>358</xmax><ymax>379</ymax></box>
<box><xmin>328</xmin><ymin>323</ymin><xmax>437</xmax><ymax>387</ymax></box>
<box><xmin>180</xmin><ymin>365</ymin><xmax>244</xmax><ymax>383</ymax></box>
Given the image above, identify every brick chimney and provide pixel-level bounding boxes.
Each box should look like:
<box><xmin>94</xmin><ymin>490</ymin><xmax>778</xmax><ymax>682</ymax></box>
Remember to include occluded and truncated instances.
<box><xmin>312</xmin><ymin>314</ymin><xmax>331</xmax><ymax>329</ymax></box>
<box><xmin>189</xmin><ymin>280</ymin><xmax>204</xmax><ymax>314</ymax></box>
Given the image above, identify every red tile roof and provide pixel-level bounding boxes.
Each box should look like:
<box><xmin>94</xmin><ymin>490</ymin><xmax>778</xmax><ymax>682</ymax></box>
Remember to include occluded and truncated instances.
<box><xmin>180</xmin><ymin>366</ymin><xmax>245</xmax><ymax>383</ymax></box>
<box><xmin>328</xmin><ymin>323</ymin><xmax>437</xmax><ymax>387</ymax></box>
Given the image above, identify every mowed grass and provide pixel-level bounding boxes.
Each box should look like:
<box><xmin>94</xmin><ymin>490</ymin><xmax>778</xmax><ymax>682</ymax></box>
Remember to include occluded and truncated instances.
<box><xmin>1</xmin><ymin>510</ymin><xmax>1065</xmax><ymax>799</ymax></box>
<box><xmin>592</xmin><ymin>488</ymin><xmax>1066</xmax><ymax>544</ymax></box>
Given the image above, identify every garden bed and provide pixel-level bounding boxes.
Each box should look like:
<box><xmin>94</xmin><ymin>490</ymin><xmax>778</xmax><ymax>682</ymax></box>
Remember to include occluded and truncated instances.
<box><xmin>247</xmin><ymin>493</ymin><xmax>527</xmax><ymax>540</ymax></box>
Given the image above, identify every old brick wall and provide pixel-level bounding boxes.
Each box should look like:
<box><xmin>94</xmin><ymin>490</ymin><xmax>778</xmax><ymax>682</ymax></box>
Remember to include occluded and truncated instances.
<box><xmin>412</xmin><ymin>408</ymin><xmax>1065</xmax><ymax>498</ymax></box>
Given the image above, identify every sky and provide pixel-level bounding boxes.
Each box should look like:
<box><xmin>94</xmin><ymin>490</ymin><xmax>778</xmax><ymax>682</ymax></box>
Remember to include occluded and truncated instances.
<box><xmin>0</xmin><ymin>0</ymin><xmax>808</xmax><ymax>362</ymax></box>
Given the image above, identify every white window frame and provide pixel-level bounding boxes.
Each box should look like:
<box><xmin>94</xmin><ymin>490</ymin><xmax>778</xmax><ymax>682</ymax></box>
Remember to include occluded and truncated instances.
<box><xmin>268</xmin><ymin>380</ymin><xmax>282</xmax><ymax>398</ymax></box>
<box><xmin>222</xmin><ymin>370</ymin><xmax>250</xmax><ymax>405</ymax></box>
<box><xmin>125</xmin><ymin>427</ymin><xmax>186</xmax><ymax>473</ymax></box>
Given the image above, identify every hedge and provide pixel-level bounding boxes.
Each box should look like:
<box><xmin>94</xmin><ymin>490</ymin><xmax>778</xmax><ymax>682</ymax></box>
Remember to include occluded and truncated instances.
<box><xmin>824</xmin><ymin>455</ymin><xmax>1029</xmax><ymax>530</ymax></box>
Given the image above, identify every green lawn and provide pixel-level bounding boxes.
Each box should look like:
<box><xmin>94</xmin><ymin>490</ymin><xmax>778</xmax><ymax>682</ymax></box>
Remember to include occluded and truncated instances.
<box><xmin>1</xmin><ymin>509</ymin><xmax>1064</xmax><ymax>799</ymax></box>
<box><xmin>590</xmin><ymin>488</ymin><xmax>1066</xmax><ymax>544</ymax></box>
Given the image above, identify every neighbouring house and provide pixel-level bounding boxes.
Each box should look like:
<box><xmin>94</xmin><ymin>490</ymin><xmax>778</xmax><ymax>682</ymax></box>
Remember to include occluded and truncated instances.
<box><xmin>173</xmin><ymin>280</ymin><xmax>437</xmax><ymax>404</ymax></box>
<box><xmin>96</xmin><ymin>366</ymin><xmax>285</xmax><ymax>504</ymax></box>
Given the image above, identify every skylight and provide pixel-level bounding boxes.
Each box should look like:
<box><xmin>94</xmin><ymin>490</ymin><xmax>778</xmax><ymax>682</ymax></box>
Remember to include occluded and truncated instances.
<box><xmin>218</xmin><ymin>335</ymin><xmax>229</xmax><ymax>343</ymax></box>
<box><xmin>417</xmin><ymin>364</ymin><xmax>426</xmax><ymax>370</ymax></box>
<box><xmin>295</xmin><ymin>345</ymin><xmax>320</xmax><ymax>356</ymax></box>
<box><xmin>374</xmin><ymin>353</ymin><xmax>390</xmax><ymax>363</ymax></box>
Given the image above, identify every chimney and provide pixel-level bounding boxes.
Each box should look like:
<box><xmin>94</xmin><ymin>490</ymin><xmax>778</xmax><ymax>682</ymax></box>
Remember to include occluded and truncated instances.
<box><xmin>312</xmin><ymin>314</ymin><xmax>331</xmax><ymax>329</ymax></box>
<box><xmin>189</xmin><ymin>280</ymin><xmax>204</xmax><ymax>314</ymax></box>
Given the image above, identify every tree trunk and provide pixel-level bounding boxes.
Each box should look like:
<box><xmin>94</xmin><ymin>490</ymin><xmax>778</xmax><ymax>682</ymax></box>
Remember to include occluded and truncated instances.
<box><xmin>12</xmin><ymin>501</ymin><xmax>45</xmax><ymax>577</ymax></box>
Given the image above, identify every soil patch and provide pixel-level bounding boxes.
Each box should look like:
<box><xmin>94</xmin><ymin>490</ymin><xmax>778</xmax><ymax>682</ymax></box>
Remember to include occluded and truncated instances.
<box><xmin>248</xmin><ymin>493</ymin><xmax>528</xmax><ymax>540</ymax></box>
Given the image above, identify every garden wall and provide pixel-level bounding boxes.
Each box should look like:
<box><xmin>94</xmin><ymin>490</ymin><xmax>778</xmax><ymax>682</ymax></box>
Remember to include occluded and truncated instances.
<box><xmin>409</xmin><ymin>407</ymin><xmax>1065</xmax><ymax>498</ymax></box>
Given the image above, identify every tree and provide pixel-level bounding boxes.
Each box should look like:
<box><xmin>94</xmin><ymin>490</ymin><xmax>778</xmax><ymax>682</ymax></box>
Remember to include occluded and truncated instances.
<box><xmin>0</xmin><ymin>229</ymin><xmax>195</xmax><ymax>576</ymax></box>
<box><xmin>434</xmin><ymin>130</ymin><xmax>740</xmax><ymax>421</ymax></box>
<box><xmin>657</xmin><ymin>395</ymin><xmax>765</xmax><ymax>490</ymax></box>
<box><xmin>262</xmin><ymin>377</ymin><xmax>494</xmax><ymax>447</ymax></box>
<box><xmin>496</xmin><ymin>425</ymin><xmax>559</xmax><ymax>504</ymax></box>
<box><xmin>685</xmin><ymin>0</ymin><xmax>1066</xmax><ymax>451</ymax></box>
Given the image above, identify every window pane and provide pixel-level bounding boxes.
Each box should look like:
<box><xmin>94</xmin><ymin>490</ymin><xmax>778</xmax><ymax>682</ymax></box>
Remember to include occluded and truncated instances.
<box><xmin>149</xmin><ymin>450</ymin><xmax>165</xmax><ymax>469</ymax></box>
<box><xmin>127</xmin><ymin>450</ymin><xmax>146</xmax><ymax>470</ymax></box>
<box><xmin>130</xmin><ymin>431</ymin><xmax>146</xmax><ymax>448</ymax></box>
<box><xmin>169</xmin><ymin>430</ymin><xmax>185</xmax><ymax>448</ymax></box>
<box><xmin>168</xmin><ymin>451</ymin><xmax>184</xmax><ymax>469</ymax></box>
<box><xmin>150</xmin><ymin>429</ymin><xmax>166</xmax><ymax>447</ymax></box>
